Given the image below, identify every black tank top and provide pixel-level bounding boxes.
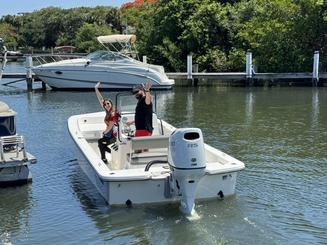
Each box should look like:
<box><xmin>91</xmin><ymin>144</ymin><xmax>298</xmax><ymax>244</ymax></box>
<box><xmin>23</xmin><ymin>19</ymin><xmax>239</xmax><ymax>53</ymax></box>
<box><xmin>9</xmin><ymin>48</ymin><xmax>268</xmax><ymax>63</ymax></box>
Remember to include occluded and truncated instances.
<box><xmin>135</xmin><ymin>97</ymin><xmax>153</xmax><ymax>132</ymax></box>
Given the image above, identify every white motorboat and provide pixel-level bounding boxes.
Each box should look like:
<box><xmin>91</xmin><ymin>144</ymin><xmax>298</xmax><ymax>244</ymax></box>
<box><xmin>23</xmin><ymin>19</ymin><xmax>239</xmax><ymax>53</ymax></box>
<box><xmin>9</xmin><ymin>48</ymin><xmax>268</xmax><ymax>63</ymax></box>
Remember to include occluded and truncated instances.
<box><xmin>32</xmin><ymin>35</ymin><xmax>174</xmax><ymax>90</ymax></box>
<box><xmin>68</xmin><ymin>93</ymin><xmax>245</xmax><ymax>215</ymax></box>
<box><xmin>0</xmin><ymin>102</ymin><xmax>37</xmax><ymax>186</ymax></box>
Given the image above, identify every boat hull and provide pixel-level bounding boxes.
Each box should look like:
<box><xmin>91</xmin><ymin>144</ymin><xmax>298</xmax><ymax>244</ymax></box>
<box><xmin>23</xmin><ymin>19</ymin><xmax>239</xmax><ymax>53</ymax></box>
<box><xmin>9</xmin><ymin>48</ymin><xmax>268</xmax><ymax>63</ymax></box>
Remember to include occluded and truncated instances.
<box><xmin>0</xmin><ymin>164</ymin><xmax>32</xmax><ymax>187</ymax></box>
<box><xmin>33</xmin><ymin>62</ymin><xmax>174</xmax><ymax>90</ymax></box>
<box><xmin>74</xmin><ymin>141</ymin><xmax>239</xmax><ymax>206</ymax></box>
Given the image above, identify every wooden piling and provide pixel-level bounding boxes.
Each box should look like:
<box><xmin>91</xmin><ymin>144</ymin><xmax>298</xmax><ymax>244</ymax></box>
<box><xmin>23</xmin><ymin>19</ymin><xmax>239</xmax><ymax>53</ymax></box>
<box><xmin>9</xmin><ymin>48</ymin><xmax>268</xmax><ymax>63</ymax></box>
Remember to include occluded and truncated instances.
<box><xmin>187</xmin><ymin>54</ymin><xmax>193</xmax><ymax>86</ymax></box>
<box><xmin>25</xmin><ymin>55</ymin><xmax>33</xmax><ymax>91</ymax></box>
<box><xmin>246</xmin><ymin>51</ymin><xmax>254</xmax><ymax>86</ymax></box>
<box><xmin>42</xmin><ymin>81</ymin><xmax>47</xmax><ymax>90</ymax></box>
<box><xmin>193</xmin><ymin>63</ymin><xmax>199</xmax><ymax>86</ymax></box>
<box><xmin>312</xmin><ymin>51</ymin><xmax>319</xmax><ymax>86</ymax></box>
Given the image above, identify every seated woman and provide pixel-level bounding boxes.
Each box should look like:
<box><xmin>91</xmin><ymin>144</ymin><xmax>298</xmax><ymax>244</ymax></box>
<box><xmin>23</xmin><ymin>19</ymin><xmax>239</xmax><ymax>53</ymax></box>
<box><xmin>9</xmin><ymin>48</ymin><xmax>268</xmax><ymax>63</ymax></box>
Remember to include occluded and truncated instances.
<box><xmin>95</xmin><ymin>82</ymin><xmax>118</xmax><ymax>163</ymax></box>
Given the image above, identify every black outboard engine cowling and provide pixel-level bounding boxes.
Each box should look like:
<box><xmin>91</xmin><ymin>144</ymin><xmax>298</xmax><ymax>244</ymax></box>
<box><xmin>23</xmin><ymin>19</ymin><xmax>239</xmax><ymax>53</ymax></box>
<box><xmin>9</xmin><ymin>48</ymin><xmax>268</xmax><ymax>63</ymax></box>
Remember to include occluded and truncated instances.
<box><xmin>0</xmin><ymin>102</ymin><xmax>16</xmax><ymax>137</ymax></box>
<box><xmin>168</xmin><ymin>128</ymin><xmax>206</xmax><ymax>215</ymax></box>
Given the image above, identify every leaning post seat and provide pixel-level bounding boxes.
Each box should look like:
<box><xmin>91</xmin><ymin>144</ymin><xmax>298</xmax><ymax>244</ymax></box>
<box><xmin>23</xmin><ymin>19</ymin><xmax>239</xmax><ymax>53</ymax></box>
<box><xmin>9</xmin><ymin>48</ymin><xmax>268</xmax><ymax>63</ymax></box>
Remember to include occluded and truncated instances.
<box><xmin>128</xmin><ymin>135</ymin><xmax>170</xmax><ymax>165</ymax></box>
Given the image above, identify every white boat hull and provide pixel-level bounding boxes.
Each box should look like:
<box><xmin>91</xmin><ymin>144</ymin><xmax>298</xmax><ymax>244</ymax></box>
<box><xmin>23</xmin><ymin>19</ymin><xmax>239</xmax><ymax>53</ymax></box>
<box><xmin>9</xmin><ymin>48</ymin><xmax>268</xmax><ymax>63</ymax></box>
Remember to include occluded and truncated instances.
<box><xmin>33</xmin><ymin>58</ymin><xmax>174</xmax><ymax>90</ymax></box>
<box><xmin>0</xmin><ymin>165</ymin><xmax>32</xmax><ymax>186</ymax></box>
<box><xmin>0</xmin><ymin>153</ymin><xmax>36</xmax><ymax>186</ymax></box>
<box><xmin>74</xmin><ymin>141</ymin><xmax>238</xmax><ymax>205</ymax></box>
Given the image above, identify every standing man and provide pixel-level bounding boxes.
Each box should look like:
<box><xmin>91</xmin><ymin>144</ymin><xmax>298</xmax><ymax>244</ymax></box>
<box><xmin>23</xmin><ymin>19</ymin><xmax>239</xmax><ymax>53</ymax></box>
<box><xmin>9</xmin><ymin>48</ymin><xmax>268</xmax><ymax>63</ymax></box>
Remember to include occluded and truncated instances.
<box><xmin>130</xmin><ymin>82</ymin><xmax>153</xmax><ymax>137</ymax></box>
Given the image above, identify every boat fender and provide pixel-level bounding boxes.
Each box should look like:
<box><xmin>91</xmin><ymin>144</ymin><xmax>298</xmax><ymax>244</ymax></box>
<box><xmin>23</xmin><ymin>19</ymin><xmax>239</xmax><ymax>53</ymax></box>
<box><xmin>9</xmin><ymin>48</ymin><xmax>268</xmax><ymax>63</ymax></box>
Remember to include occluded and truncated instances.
<box><xmin>125</xmin><ymin>199</ymin><xmax>132</xmax><ymax>208</ymax></box>
<box><xmin>218</xmin><ymin>190</ymin><xmax>224</xmax><ymax>199</ymax></box>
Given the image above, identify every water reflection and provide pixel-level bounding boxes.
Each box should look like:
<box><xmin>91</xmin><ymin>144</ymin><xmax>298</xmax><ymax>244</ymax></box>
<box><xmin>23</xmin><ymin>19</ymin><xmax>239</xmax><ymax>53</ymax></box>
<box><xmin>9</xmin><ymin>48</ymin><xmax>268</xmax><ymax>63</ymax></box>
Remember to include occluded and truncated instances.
<box><xmin>186</xmin><ymin>92</ymin><xmax>193</xmax><ymax>123</ymax></box>
<box><xmin>311</xmin><ymin>88</ymin><xmax>319</xmax><ymax>128</ymax></box>
<box><xmin>69</xmin><ymin>162</ymin><xmax>154</xmax><ymax>244</ymax></box>
<box><xmin>245</xmin><ymin>91</ymin><xmax>254</xmax><ymax>126</ymax></box>
<box><xmin>0</xmin><ymin>185</ymin><xmax>33</xmax><ymax>244</ymax></box>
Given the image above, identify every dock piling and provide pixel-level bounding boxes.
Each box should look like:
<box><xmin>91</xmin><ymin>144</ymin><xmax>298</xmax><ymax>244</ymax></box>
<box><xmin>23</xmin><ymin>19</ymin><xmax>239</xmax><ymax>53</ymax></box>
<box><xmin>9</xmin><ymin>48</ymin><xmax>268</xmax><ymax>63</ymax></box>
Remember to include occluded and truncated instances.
<box><xmin>312</xmin><ymin>51</ymin><xmax>319</xmax><ymax>86</ymax></box>
<box><xmin>193</xmin><ymin>63</ymin><xmax>199</xmax><ymax>86</ymax></box>
<box><xmin>25</xmin><ymin>55</ymin><xmax>33</xmax><ymax>91</ymax></box>
<box><xmin>187</xmin><ymin>54</ymin><xmax>193</xmax><ymax>85</ymax></box>
<box><xmin>142</xmin><ymin>55</ymin><xmax>147</xmax><ymax>64</ymax></box>
<box><xmin>246</xmin><ymin>51</ymin><xmax>254</xmax><ymax>86</ymax></box>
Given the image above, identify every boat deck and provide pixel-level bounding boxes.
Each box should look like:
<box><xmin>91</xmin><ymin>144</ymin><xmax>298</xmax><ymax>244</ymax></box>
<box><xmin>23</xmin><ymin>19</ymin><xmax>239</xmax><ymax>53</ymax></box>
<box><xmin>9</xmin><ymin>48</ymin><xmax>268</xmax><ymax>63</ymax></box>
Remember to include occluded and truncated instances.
<box><xmin>88</xmin><ymin>140</ymin><xmax>168</xmax><ymax>170</ymax></box>
<box><xmin>0</xmin><ymin>151</ymin><xmax>36</xmax><ymax>166</ymax></box>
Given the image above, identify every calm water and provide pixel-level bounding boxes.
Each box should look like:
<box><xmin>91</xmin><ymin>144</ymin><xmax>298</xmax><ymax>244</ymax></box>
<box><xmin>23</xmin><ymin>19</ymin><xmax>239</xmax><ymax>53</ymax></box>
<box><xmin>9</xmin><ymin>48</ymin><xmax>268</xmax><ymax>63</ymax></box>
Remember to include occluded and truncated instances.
<box><xmin>0</xmin><ymin>63</ymin><xmax>326</xmax><ymax>244</ymax></box>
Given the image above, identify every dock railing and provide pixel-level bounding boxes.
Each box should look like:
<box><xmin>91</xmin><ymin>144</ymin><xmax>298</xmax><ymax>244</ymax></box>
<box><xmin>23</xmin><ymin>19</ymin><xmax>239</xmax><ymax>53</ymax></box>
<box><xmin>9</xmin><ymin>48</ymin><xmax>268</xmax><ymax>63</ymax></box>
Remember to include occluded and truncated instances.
<box><xmin>32</xmin><ymin>53</ymin><xmax>85</xmax><ymax>66</ymax></box>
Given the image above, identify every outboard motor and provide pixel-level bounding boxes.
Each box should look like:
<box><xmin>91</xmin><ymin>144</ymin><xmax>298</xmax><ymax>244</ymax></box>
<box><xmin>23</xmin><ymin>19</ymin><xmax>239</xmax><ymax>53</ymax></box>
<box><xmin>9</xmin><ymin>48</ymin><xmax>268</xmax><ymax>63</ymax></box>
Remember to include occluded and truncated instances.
<box><xmin>0</xmin><ymin>101</ymin><xmax>16</xmax><ymax>137</ymax></box>
<box><xmin>168</xmin><ymin>128</ymin><xmax>206</xmax><ymax>215</ymax></box>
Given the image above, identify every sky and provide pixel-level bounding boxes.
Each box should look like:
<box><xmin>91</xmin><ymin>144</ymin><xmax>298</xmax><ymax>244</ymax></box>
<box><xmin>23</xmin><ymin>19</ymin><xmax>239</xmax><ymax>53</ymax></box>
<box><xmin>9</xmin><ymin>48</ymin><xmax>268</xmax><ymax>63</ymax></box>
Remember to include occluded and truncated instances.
<box><xmin>0</xmin><ymin>0</ymin><xmax>130</xmax><ymax>17</ymax></box>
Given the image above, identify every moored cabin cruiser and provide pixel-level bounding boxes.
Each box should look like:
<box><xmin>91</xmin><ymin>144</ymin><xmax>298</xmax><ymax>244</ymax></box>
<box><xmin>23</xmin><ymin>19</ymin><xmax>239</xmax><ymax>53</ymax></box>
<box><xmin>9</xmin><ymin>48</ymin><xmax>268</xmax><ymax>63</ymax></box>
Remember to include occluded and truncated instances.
<box><xmin>32</xmin><ymin>34</ymin><xmax>174</xmax><ymax>90</ymax></box>
<box><xmin>68</xmin><ymin>93</ymin><xmax>245</xmax><ymax>215</ymax></box>
<box><xmin>0</xmin><ymin>102</ymin><xmax>37</xmax><ymax>186</ymax></box>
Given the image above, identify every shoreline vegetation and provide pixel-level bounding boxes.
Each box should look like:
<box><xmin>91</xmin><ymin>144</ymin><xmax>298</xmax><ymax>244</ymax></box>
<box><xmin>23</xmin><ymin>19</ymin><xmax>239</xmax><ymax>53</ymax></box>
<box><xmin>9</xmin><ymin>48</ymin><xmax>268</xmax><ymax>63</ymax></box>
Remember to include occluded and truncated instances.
<box><xmin>0</xmin><ymin>0</ymin><xmax>327</xmax><ymax>73</ymax></box>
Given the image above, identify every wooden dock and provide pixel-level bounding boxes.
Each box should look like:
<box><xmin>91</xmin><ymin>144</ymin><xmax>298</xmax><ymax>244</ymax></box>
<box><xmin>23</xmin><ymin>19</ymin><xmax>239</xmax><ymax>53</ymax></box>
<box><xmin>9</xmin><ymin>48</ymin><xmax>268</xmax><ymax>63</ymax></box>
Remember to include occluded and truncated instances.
<box><xmin>1</xmin><ymin>73</ymin><xmax>26</xmax><ymax>79</ymax></box>
<box><xmin>166</xmin><ymin>72</ymin><xmax>327</xmax><ymax>80</ymax></box>
<box><xmin>0</xmin><ymin>55</ymin><xmax>25</xmax><ymax>62</ymax></box>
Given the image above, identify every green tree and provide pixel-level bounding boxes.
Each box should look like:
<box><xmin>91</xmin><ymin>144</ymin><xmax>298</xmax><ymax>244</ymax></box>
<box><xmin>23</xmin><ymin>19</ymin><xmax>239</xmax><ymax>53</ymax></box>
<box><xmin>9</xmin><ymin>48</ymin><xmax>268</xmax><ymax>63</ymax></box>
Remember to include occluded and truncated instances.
<box><xmin>135</xmin><ymin>0</ymin><xmax>239</xmax><ymax>71</ymax></box>
<box><xmin>74</xmin><ymin>23</ymin><xmax>113</xmax><ymax>52</ymax></box>
<box><xmin>233</xmin><ymin>0</ymin><xmax>327</xmax><ymax>72</ymax></box>
<box><xmin>0</xmin><ymin>22</ymin><xmax>17</xmax><ymax>49</ymax></box>
<box><xmin>17</xmin><ymin>13</ymin><xmax>45</xmax><ymax>48</ymax></box>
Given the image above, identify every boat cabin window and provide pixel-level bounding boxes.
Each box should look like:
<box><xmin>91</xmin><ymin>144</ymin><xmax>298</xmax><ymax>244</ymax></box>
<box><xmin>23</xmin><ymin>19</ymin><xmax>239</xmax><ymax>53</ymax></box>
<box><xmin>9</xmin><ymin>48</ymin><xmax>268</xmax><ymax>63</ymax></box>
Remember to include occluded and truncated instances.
<box><xmin>86</xmin><ymin>51</ymin><xmax>124</xmax><ymax>61</ymax></box>
<box><xmin>0</xmin><ymin>116</ymin><xmax>16</xmax><ymax>137</ymax></box>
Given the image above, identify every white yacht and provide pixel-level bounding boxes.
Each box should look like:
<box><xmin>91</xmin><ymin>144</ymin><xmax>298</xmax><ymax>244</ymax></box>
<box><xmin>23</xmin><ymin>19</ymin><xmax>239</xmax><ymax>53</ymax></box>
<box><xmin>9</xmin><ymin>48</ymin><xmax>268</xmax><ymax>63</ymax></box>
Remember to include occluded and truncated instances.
<box><xmin>32</xmin><ymin>35</ymin><xmax>174</xmax><ymax>90</ymax></box>
<box><xmin>68</xmin><ymin>93</ymin><xmax>245</xmax><ymax>215</ymax></box>
<box><xmin>0</xmin><ymin>102</ymin><xmax>37</xmax><ymax>186</ymax></box>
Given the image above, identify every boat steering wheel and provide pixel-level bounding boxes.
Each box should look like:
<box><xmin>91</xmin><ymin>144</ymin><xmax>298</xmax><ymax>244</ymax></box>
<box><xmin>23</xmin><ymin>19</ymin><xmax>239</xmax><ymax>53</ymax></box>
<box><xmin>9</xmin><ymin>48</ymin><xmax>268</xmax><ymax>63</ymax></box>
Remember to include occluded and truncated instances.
<box><xmin>122</xmin><ymin>117</ymin><xmax>134</xmax><ymax>137</ymax></box>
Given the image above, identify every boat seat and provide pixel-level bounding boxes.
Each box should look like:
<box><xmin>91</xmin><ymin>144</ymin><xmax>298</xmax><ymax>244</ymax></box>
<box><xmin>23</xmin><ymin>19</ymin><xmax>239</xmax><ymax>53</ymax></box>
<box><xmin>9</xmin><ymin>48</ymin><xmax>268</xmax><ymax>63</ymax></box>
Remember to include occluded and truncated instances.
<box><xmin>0</xmin><ymin>135</ymin><xmax>27</xmax><ymax>162</ymax></box>
<box><xmin>79</xmin><ymin>123</ymin><xmax>103</xmax><ymax>140</ymax></box>
<box><xmin>129</xmin><ymin>135</ymin><xmax>169</xmax><ymax>165</ymax></box>
<box><xmin>130</xmin><ymin>151</ymin><xmax>168</xmax><ymax>165</ymax></box>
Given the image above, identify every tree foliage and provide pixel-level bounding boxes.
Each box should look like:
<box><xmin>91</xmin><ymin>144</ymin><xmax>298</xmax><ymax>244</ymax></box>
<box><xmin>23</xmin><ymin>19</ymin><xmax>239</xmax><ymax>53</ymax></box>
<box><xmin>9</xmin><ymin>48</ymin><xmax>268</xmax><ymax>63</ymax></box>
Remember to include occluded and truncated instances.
<box><xmin>0</xmin><ymin>22</ymin><xmax>17</xmax><ymax>48</ymax></box>
<box><xmin>0</xmin><ymin>6</ymin><xmax>120</xmax><ymax>51</ymax></box>
<box><xmin>74</xmin><ymin>23</ymin><xmax>113</xmax><ymax>52</ymax></box>
<box><xmin>0</xmin><ymin>2</ymin><xmax>327</xmax><ymax>72</ymax></box>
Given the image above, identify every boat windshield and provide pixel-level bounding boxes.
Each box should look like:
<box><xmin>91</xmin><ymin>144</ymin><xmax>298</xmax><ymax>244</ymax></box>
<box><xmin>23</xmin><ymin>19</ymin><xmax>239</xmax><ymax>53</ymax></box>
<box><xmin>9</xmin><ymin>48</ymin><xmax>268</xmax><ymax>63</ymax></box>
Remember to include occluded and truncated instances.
<box><xmin>86</xmin><ymin>50</ymin><xmax>125</xmax><ymax>61</ymax></box>
<box><xmin>115</xmin><ymin>92</ymin><xmax>157</xmax><ymax>114</ymax></box>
